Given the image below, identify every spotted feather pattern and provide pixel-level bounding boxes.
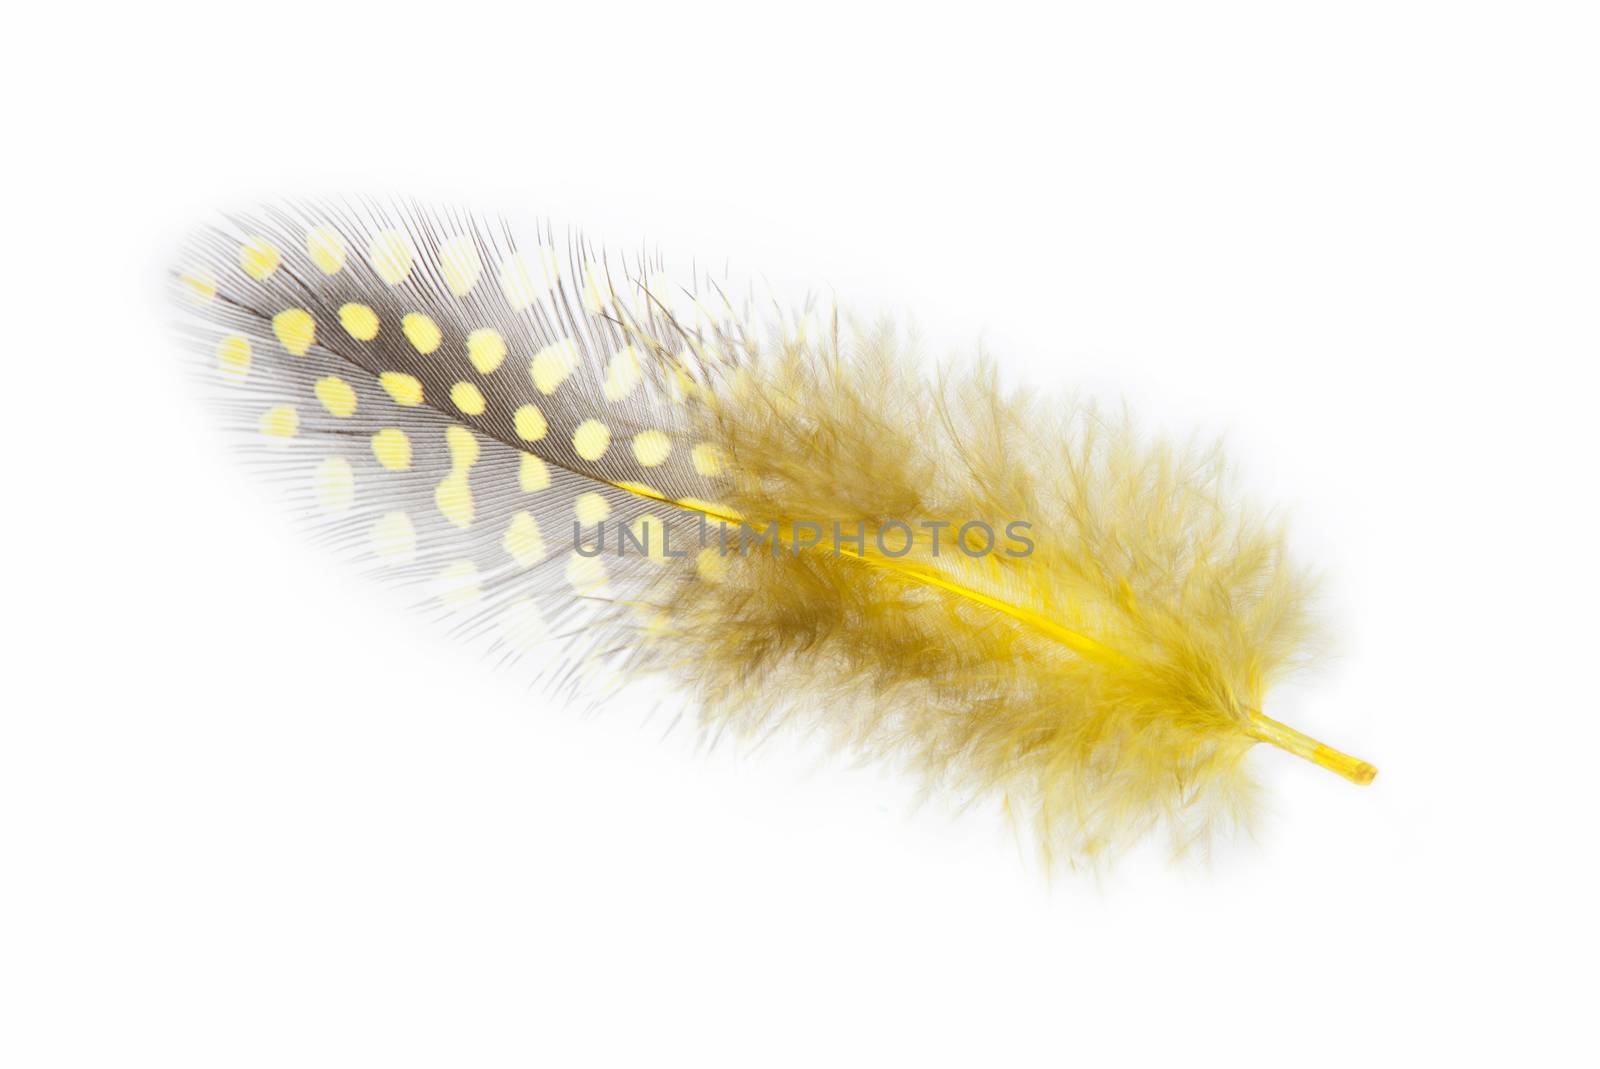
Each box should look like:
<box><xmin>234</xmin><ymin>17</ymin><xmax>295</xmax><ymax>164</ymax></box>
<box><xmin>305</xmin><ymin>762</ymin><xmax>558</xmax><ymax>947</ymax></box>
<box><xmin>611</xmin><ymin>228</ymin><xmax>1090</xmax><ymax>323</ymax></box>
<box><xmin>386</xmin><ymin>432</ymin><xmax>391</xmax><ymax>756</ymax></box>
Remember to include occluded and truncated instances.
<box><xmin>174</xmin><ymin>198</ymin><xmax>1373</xmax><ymax>868</ymax></box>
<box><xmin>176</xmin><ymin>200</ymin><xmax>734</xmax><ymax>675</ymax></box>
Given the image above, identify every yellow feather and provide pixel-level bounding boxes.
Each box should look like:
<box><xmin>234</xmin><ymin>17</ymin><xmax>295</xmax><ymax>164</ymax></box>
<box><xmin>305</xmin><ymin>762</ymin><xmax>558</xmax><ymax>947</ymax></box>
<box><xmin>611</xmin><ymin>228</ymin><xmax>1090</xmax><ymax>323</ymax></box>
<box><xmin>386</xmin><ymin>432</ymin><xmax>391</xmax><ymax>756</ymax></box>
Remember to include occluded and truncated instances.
<box><xmin>175</xmin><ymin>200</ymin><xmax>1373</xmax><ymax>870</ymax></box>
<box><xmin>633</xmin><ymin>321</ymin><xmax>1373</xmax><ymax>864</ymax></box>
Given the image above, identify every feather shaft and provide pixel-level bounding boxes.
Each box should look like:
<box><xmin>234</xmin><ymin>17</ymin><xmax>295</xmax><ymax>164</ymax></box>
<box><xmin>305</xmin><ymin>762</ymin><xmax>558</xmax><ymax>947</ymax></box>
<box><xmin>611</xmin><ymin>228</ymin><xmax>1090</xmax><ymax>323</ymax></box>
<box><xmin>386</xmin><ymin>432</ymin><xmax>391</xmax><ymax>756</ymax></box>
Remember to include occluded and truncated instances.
<box><xmin>1245</xmin><ymin>712</ymin><xmax>1378</xmax><ymax>784</ymax></box>
<box><xmin>612</xmin><ymin>480</ymin><xmax>1377</xmax><ymax>786</ymax></box>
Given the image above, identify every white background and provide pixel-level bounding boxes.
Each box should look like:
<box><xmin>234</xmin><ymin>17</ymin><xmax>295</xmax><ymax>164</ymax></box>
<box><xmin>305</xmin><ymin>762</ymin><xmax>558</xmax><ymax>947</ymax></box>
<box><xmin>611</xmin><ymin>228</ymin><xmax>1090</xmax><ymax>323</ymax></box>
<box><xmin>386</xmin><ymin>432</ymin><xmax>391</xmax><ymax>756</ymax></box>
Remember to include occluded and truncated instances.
<box><xmin>4</xmin><ymin>2</ymin><xmax>1597</xmax><ymax>1065</ymax></box>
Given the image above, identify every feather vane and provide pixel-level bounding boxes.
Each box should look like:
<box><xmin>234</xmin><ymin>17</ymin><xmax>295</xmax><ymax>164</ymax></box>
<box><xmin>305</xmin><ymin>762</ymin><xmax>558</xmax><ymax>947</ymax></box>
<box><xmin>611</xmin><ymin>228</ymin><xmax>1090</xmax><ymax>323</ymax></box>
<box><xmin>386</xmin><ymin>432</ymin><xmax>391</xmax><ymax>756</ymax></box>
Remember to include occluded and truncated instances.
<box><xmin>174</xmin><ymin>199</ymin><xmax>1375</xmax><ymax>867</ymax></box>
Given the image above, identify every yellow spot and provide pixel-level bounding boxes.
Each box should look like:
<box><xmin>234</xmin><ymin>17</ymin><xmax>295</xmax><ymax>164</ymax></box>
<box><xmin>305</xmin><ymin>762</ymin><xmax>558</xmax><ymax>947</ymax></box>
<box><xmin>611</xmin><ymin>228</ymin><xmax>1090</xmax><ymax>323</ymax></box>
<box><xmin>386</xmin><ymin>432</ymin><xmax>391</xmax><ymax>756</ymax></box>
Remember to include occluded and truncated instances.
<box><xmin>631</xmin><ymin>515</ymin><xmax>670</xmax><ymax>563</ymax></box>
<box><xmin>502</xmin><ymin>598</ymin><xmax>547</xmax><ymax>650</ymax></box>
<box><xmin>498</xmin><ymin>250</ymin><xmax>554</xmax><ymax>310</ymax></box>
<box><xmin>503</xmin><ymin>511</ymin><xmax>546</xmax><ymax>567</ymax></box>
<box><xmin>368</xmin><ymin>229</ymin><xmax>414</xmax><ymax>285</ymax></box>
<box><xmin>602</xmin><ymin>346</ymin><xmax>641</xmax><ymax>401</ymax></box>
<box><xmin>216</xmin><ymin>335</ymin><xmax>251</xmax><ymax>381</ymax></box>
<box><xmin>432</xmin><ymin>561</ymin><xmax>481</xmax><ymax>606</ymax></box>
<box><xmin>632</xmin><ymin>430</ymin><xmax>671</xmax><ymax>467</ymax></box>
<box><xmin>435</xmin><ymin>471</ymin><xmax>475</xmax><ymax>529</ymax></box>
<box><xmin>315</xmin><ymin>456</ymin><xmax>355</xmax><ymax>514</ymax></box>
<box><xmin>466</xmin><ymin>328</ymin><xmax>508</xmax><ymax>374</ymax></box>
<box><xmin>572</xmin><ymin>419</ymin><xmax>610</xmax><ymax>461</ymax></box>
<box><xmin>271</xmin><ymin>308</ymin><xmax>316</xmax><ymax>356</ymax></box>
<box><xmin>691</xmin><ymin>443</ymin><xmax>724</xmax><ymax>477</ymax></box>
<box><xmin>450</xmin><ymin>381</ymin><xmax>486</xmax><ymax>416</ymax></box>
<box><xmin>339</xmin><ymin>303</ymin><xmax>380</xmax><ymax>341</ymax></box>
<box><xmin>402</xmin><ymin>312</ymin><xmax>442</xmax><ymax>354</ymax></box>
<box><xmin>259</xmin><ymin>405</ymin><xmax>298</xmax><ymax>439</ymax></box>
<box><xmin>179</xmin><ymin>268</ymin><xmax>216</xmax><ymax>306</ymax></box>
<box><xmin>314</xmin><ymin>376</ymin><xmax>358</xmax><ymax>418</ymax></box>
<box><xmin>565</xmin><ymin>553</ymin><xmax>609</xmax><ymax>596</ymax></box>
<box><xmin>446</xmin><ymin>425</ymin><xmax>480</xmax><ymax>470</ymax></box>
<box><xmin>439</xmin><ymin>235</ymin><xmax>483</xmax><ymax>297</ymax></box>
<box><xmin>371</xmin><ymin>511</ymin><xmax>417</xmax><ymax>562</ymax></box>
<box><xmin>239</xmin><ymin>236</ymin><xmax>280</xmax><ymax>280</ymax></box>
<box><xmin>530</xmin><ymin>339</ymin><xmax>577</xmax><ymax>394</ymax></box>
<box><xmin>518</xmin><ymin>453</ymin><xmax>550</xmax><ymax>492</ymax></box>
<box><xmin>574</xmin><ymin>492</ymin><xmax>610</xmax><ymax>526</ymax></box>
<box><xmin>306</xmin><ymin>227</ymin><xmax>347</xmax><ymax>274</ymax></box>
<box><xmin>379</xmin><ymin>372</ymin><xmax>424</xmax><ymax>407</ymax></box>
<box><xmin>696</xmin><ymin>547</ymin><xmax>729</xmax><ymax>584</ymax></box>
<box><xmin>513</xmin><ymin>403</ymin><xmax>548</xmax><ymax>442</ymax></box>
<box><xmin>371</xmin><ymin>428</ymin><xmax>412</xmax><ymax>470</ymax></box>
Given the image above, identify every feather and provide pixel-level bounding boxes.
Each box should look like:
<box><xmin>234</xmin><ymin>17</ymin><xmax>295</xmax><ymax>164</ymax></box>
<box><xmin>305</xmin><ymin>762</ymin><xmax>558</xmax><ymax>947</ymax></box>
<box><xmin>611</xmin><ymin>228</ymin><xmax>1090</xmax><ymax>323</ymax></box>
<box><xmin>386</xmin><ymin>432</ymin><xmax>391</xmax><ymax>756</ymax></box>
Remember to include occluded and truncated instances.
<box><xmin>173</xmin><ymin>198</ymin><xmax>1375</xmax><ymax>867</ymax></box>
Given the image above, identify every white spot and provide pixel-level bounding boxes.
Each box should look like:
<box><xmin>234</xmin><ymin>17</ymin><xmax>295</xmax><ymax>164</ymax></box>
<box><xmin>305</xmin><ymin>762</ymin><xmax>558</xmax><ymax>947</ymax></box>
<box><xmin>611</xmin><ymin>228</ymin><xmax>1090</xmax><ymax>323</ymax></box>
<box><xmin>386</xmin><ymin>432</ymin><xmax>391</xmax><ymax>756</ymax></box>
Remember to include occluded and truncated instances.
<box><xmin>368</xmin><ymin>230</ymin><xmax>415</xmax><ymax>286</ymax></box>
<box><xmin>371</xmin><ymin>512</ymin><xmax>417</xmax><ymax>563</ymax></box>
<box><xmin>314</xmin><ymin>456</ymin><xmax>355</xmax><ymax>514</ymax></box>
<box><xmin>498</xmin><ymin>249</ymin><xmax>556</xmax><ymax>310</ymax></box>
<box><xmin>439</xmin><ymin>235</ymin><xmax>483</xmax><ymax>297</ymax></box>
<box><xmin>603</xmin><ymin>346</ymin><xmax>642</xmax><ymax>401</ymax></box>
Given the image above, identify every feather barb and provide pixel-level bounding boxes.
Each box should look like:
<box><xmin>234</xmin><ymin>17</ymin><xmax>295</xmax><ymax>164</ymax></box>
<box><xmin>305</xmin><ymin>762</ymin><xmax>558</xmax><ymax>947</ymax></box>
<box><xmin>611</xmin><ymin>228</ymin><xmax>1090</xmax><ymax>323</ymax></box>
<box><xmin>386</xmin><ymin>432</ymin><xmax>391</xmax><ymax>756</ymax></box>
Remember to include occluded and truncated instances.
<box><xmin>623</xmin><ymin>479</ymin><xmax>1378</xmax><ymax>788</ymax></box>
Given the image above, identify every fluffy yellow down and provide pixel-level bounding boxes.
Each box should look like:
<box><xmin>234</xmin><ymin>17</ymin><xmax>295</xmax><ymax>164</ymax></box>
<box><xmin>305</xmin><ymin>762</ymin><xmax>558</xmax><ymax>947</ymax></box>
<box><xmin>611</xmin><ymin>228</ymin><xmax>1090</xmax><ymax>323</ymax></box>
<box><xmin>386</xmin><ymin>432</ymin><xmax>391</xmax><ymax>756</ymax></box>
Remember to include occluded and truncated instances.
<box><xmin>632</xmin><ymin>322</ymin><xmax>1364</xmax><ymax>867</ymax></box>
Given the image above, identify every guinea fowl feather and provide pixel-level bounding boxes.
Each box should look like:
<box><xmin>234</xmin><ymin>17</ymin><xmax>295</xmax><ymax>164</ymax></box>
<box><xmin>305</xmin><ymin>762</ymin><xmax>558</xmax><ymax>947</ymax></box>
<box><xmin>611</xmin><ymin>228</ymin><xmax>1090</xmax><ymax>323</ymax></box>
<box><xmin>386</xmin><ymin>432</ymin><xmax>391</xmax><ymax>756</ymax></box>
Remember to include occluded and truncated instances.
<box><xmin>173</xmin><ymin>198</ymin><xmax>1375</xmax><ymax>868</ymax></box>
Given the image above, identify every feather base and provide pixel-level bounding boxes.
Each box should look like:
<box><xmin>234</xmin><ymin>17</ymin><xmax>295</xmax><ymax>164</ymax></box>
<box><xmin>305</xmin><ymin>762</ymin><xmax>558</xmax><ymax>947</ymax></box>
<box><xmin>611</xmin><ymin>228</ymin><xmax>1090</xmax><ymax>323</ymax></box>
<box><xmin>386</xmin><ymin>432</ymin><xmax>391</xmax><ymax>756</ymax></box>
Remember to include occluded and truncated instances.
<box><xmin>1247</xmin><ymin>713</ymin><xmax>1378</xmax><ymax>784</ymax></box>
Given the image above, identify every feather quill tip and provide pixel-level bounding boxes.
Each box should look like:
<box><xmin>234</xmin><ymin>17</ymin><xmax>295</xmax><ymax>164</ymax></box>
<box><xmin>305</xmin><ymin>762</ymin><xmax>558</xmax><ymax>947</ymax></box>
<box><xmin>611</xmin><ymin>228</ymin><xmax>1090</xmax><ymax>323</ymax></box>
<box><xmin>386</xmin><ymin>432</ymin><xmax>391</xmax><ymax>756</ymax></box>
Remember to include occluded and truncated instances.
<box><xmin>1249</xmin><ymin>714</ymin><xmax>1377</xmax><ymax>784</ymax></box>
